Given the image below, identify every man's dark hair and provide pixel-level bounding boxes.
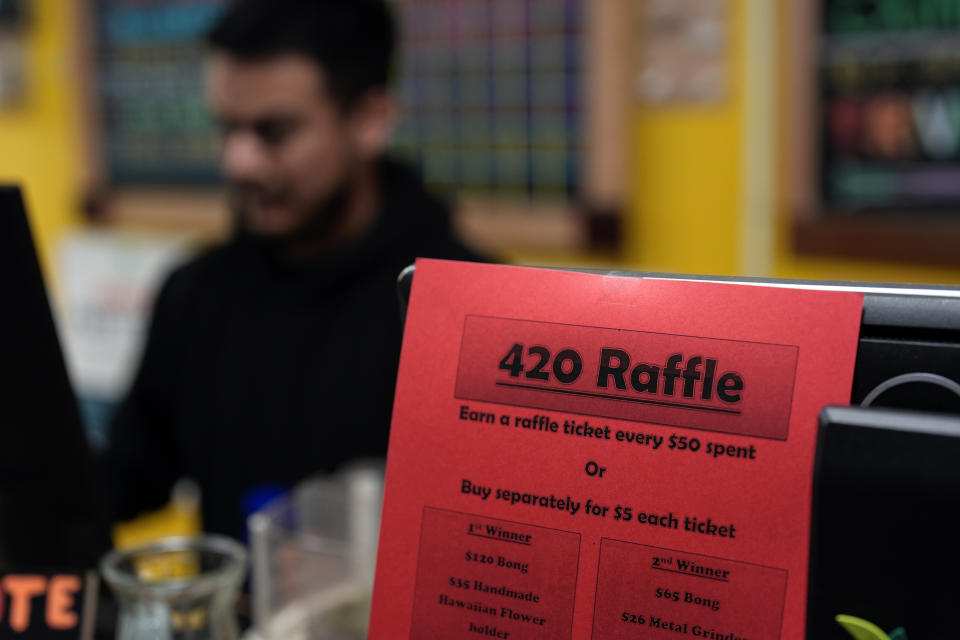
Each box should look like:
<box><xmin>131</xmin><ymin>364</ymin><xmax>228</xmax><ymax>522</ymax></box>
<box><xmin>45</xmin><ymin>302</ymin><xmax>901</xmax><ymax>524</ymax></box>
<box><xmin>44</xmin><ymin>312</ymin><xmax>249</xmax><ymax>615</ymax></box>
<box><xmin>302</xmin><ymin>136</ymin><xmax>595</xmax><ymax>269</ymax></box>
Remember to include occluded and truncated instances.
<box><xmin>207</xmin><ymin>0</ymin><xmax>395</xmax><ymax>109</ymax></box>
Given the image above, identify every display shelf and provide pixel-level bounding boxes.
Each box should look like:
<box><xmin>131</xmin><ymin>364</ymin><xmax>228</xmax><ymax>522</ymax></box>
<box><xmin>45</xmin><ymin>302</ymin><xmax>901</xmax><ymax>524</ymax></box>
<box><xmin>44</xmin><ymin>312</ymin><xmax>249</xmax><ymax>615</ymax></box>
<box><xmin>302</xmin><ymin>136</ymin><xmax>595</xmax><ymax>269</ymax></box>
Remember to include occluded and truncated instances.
<box><xmin>787</xmin><ymin>0</ymin><xmax>960</xmax><ymax>266</ymax></box>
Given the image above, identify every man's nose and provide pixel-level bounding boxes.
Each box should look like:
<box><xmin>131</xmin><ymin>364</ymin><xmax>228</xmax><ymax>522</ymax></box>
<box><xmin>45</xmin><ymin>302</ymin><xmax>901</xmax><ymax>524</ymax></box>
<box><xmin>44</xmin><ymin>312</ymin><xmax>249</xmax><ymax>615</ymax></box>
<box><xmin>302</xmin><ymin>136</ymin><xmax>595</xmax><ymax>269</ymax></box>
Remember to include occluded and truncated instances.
<box><xmin>222</xmin><ymin>131</ymin><xmax>270</xmax><ymax>182</ymax></box>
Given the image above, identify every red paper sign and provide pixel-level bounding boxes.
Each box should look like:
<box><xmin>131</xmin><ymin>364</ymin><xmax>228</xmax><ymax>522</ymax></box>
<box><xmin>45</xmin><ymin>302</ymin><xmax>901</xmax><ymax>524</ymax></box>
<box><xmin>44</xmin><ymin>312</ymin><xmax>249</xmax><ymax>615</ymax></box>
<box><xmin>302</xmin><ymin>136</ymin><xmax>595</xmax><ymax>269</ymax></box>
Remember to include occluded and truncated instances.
<box><xmin>455</xmin><ymin>316</ymin><xmax>798</xmax><ymax>440</ymax></box>
<box><xmin>370</xmin><ymin>260</ymin><xmax>863</xmax><ymax>640</ymax></box>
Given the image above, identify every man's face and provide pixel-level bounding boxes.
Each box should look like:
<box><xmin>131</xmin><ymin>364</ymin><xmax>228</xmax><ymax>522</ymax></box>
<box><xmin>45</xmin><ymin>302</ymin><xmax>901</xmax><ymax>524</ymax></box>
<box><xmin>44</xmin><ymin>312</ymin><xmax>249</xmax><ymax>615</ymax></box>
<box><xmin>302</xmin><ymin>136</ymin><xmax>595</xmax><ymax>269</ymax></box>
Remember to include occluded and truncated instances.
<box><xmin>206</xmin><ymin>54</ymin><xmax>356</xmax><ymax>238</ymax></box>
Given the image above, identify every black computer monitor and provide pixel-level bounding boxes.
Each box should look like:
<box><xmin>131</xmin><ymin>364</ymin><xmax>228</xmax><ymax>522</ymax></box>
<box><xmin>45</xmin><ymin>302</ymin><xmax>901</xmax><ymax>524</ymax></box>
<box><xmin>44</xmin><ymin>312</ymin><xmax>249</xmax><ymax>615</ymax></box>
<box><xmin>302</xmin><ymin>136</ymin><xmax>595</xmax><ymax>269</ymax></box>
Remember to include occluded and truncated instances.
<box><xmin>851</xmin><ymin>292</ymin><xmax>960</xmax><ymax>412</ymax></box>
<box><xmin>0</xmin><ymin>185</ymin><xmax>107</xmax><ymax>568</ymax></box>
<box><xmin>807</xmin><ymin>405</ymin><xmax>960</xmax><ymax>639</ymax></box>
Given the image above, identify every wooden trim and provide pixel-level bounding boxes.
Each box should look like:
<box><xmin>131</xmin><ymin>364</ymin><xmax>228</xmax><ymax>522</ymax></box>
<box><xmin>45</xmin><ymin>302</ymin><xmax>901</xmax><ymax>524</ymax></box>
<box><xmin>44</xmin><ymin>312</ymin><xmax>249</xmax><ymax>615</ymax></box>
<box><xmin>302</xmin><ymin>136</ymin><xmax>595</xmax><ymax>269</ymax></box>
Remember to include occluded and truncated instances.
<box><xmin>105</xmin><ymin>187</ymin><xmax>229</xmax><ymax>238</ymax></box>
<box><xmin>794</xmin><ymin>215</ymin><xmax>960</xmax><ymax>267</ymax></box>
<box><xmin>583</xmin><ymin>0</ymin><xmax>632</xmax><ymax>210</ymax></box>
<box><xmin>103</xmin><ymin>191</ymin><xmax>584</xmax><ymax>253</ymax></box>
<box><xmin>455</xmin><ymin>197</ymin><xmax>585</xmax><ymax>255</ymax></box>
<box><xmin>71</xmin><ymin>0</ymin><xmax>104</xmax><ymax>198</ymax></box>
<box><xmin>578</xmin><ymin>0</ymin><xmax>633</xmax><ymax>252</ymax></box>
<box><xmin>786</xmin><ymin>1</ymin><xmax>820</xmax><ymax>221</ymax></box>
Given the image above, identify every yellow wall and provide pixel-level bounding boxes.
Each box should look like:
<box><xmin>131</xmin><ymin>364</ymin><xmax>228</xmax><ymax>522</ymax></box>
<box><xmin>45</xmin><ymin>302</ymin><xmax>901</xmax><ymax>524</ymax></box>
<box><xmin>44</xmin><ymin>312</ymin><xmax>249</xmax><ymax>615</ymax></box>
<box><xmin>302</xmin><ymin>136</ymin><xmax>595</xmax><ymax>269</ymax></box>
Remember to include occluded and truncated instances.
<box><xmin>0</xmin><ymin>0</ymin><xmax>83</xmax><ymax>285</ymax></box>
<box><xmin>627</xmin><ymin>107</ymin><xmax>742</xmax><ymax>275</ymax></box>
<box><xmin>625</xmin><ymin>0</ymin><xmax>960</xmax><ymax>286</ymax></box>
<box><xmin>626</xmin><ymin>0</ymin><xmax>743</xmax><ymax>276</ymax></box>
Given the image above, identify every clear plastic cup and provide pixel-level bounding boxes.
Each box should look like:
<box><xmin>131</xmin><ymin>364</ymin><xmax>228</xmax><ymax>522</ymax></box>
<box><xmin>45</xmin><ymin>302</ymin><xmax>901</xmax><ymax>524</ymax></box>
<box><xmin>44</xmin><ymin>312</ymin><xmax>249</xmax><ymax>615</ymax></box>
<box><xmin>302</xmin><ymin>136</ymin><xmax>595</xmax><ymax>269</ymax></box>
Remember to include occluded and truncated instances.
<box><xmin>247</xmin><ymin>464</ymin><xmax>384</xmax><ymax>640</ymax></box>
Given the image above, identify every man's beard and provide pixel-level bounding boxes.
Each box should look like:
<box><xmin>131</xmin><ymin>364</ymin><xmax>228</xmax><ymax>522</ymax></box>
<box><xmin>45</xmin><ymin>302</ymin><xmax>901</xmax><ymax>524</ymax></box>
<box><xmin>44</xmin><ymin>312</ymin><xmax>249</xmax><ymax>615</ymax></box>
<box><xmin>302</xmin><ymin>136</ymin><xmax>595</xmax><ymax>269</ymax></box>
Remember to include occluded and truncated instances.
<box><xmin>229</xmin><ymin>178</ymin><xmax>353</xmax><ymax>255</ymax></box>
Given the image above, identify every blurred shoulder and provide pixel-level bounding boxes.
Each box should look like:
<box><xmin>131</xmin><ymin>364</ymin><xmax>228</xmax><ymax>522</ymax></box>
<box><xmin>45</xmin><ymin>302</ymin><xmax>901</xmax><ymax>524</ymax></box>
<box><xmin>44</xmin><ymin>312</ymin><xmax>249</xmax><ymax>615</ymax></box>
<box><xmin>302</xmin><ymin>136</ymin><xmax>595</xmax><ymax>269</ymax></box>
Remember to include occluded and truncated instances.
<box><xmin>380</xmin><ymin>157</ymin><xmax>491</xmax><ymax>264</ymax></box>
<box><xmin>153</xmin><ymin>241</ymin><xmax>243</xmax><ymax>311</ymax></box>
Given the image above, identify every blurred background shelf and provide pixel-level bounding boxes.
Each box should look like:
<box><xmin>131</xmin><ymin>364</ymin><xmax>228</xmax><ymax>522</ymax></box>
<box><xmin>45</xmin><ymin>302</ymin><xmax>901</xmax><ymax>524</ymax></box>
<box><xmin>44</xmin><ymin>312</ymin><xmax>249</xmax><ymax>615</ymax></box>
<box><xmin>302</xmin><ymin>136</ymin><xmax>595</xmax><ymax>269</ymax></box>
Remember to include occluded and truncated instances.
<box><xmin>786</xmin><ymin>0</ymin><xmax>960</xmax><ymax>268</ymax></box>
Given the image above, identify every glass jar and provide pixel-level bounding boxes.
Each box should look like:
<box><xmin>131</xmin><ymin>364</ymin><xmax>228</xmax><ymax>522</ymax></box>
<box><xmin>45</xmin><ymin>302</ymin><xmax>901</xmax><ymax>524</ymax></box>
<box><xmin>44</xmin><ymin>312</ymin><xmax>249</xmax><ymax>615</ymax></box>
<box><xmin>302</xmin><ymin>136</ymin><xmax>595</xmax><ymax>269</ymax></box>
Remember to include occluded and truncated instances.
<box><xmin>100</xmin><ymin>535</ymin><xmax>247</xmax><ymax>640</ymax></box>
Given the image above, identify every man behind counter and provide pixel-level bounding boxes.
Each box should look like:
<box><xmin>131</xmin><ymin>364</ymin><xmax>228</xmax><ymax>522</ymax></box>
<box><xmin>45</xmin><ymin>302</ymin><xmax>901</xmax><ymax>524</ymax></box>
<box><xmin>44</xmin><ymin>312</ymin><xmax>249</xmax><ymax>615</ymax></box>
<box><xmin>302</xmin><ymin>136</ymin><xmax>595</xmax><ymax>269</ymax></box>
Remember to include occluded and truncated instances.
<box><xmin>104</xmin><ymin>0</ymin><xmax>481</xmax><ymax>538</ymax></box>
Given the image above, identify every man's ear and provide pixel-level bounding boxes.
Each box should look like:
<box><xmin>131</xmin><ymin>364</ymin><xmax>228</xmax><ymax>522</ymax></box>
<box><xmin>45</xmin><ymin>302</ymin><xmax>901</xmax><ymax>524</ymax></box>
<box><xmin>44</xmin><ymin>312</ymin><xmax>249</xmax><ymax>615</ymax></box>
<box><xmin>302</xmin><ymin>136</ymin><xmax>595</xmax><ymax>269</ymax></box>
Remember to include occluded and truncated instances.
<box><xmin>350</xmin><ymin>89</ymin><xmax>398</xmax><ymax>159</ymax></box>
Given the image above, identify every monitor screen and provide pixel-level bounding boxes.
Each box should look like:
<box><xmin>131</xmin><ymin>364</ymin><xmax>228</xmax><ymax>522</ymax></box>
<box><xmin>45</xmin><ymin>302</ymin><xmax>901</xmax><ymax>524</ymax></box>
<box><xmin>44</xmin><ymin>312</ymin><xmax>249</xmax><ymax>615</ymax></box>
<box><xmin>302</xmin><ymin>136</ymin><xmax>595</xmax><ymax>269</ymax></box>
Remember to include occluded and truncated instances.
<box><xmin>0</xmin><ymin>186</ymin><xmax>107</xmax><ymax>568</ymax></box>
<box><xmin>808</xmin><ymin>405</ymin><xmax>960</xmax><ymax>639</ymax></box>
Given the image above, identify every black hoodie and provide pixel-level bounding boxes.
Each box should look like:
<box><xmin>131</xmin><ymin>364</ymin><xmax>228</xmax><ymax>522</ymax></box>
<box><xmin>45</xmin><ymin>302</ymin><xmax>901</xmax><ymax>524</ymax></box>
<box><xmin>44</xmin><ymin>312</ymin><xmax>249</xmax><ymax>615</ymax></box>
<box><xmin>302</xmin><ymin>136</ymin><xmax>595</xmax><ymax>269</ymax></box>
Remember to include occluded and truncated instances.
<box><xmin>104</xmin><ymin>159</ymin><xmax>482</xmax><ymax>537</ymax></box>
